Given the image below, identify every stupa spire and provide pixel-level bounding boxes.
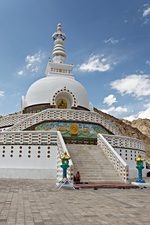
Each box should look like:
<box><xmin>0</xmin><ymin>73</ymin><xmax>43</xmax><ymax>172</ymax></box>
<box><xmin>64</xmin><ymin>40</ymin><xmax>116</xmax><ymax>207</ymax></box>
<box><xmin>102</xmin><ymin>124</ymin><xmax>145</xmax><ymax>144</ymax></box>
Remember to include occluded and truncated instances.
<box><xmin>45</xmin><ymin>23</ymin><xmax>73</xmax><ymax>77</ymax></box>
<box><xmin>52</xmin><ymin>23</ymin><xmax>66</xmax><ymax>64</ymax></box>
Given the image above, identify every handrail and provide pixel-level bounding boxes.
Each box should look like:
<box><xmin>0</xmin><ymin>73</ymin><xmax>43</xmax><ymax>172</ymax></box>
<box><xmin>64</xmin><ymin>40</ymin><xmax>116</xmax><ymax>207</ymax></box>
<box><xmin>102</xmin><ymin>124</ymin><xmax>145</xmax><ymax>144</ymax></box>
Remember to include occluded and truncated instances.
<box><xmin>99</xmin><ymin>134</ymin><xmax>127</xmax><ymax>166</ymax></box>
<box><xmin>57</xmin><ymin>131</ymin><xmax>74</xmax><ymax>182</ymax></box>
<box><xmin>97</xmin><ymin>133</ymin><xmax>129</xmax><ymax>183</ymax></box>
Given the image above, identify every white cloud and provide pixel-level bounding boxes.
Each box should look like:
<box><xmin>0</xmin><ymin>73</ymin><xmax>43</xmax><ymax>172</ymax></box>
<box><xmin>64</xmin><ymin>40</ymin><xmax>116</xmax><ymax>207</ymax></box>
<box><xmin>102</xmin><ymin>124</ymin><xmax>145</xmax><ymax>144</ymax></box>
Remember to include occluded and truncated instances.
<box><xmin>25</xmin><ymin>51</ymin><xmax>42</xmax><ymax>73</ymax></box>
<box><xmin>123</xmin><ymin>115</ymin><xmax>137</xmax><ymax>121</ymax></box>
<box><xmin>101</xmin><ymin>106</ymin><xmax>128</xmax><ymax>115</ymax></box>
<box><xmin>17</xmin><ymin>51</ymin><xmax>45</xmax><ymax>76</ymax></box>
<box><xmin>17</xmin><ymin>70</ymin><xmax>24</xmax><ymax>76</ymax></box>
<box><xmin>103</xmin><ymin>94</ymin><xmax>117</xmax><ymax>106</ymax></box>
<box><xmin>136</xmin><ymin>103</ymin><xmax>150</xmax><ymax>119</ymax></box>
<box><xmin>0</xmin><ymin>91</ymin><xmax>5</xmax><ymax>97</ymax></box>
<box><xmin>143</xmin><ymin>7</ymin><xmax>150</xmax><ymax>17</ymax></box>
<box><xmin>79</xmin><ymin>55</ymin><xmax>116</xmax><ymax>72</ymax></box>
<box><xmin>142</xmin><ymin>6</ymin><xmax>150</xmax><ymax>24</ymax></box>
<box><xmin>146</xmin><ymin>60</ymin><xmax>150</xmax><ymax>65</ymax></box>
<box><xmin>124</xmin><ymin>103</ymin><xmax>150</xmax><ymax>121</ymax></box>
<box><xmin>25</xmin><ymin>51</ymin><xmax>44</xmax><ymax>73</ymax></box>
<box><xmin>138</xmin><ymin>107</ymin><xmax>150</xmax><ymax>119</ymax></box>
<box><xmin>104</xmin><ymin>37</ymin><xmax>119</xmax><ymax>45</ymax></box>
<box><xmin>111</xmin><ymin>74</ymin><xmax>150</xmax><ymax>98</ymax></box>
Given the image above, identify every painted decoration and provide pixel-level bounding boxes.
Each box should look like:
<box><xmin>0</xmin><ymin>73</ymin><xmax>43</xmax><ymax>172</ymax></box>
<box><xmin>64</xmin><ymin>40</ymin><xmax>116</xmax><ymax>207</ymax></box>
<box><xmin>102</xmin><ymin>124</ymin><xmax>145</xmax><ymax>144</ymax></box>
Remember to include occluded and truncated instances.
<box><xmin>34</xmin><ymin>121</ymin><xmax>111</xmax><ymax>138</ymax></box>
<box><xmin>69</xmin><ymin>124</ymin><xmax>79</xmax><ymax>135</ymax></box>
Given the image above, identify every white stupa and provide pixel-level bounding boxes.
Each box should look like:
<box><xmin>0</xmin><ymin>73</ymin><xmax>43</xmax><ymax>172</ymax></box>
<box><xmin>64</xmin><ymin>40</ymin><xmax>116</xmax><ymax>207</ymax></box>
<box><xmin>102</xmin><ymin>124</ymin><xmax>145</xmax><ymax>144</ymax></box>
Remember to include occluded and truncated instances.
<box><xmin>22</xmin><ymin>23</ymin><xmax>90</xmax><ymax>113</ymax></box>
<box><xmin>0</xmin><ymin>23</ymin><xmax>147</xmax><ymax>182</ymax></box>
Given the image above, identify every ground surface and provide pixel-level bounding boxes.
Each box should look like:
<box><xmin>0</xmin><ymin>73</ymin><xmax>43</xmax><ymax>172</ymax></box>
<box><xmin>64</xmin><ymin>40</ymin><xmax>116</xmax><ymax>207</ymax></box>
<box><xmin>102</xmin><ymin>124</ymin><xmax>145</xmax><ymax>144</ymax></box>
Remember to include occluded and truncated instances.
<box><xmin>0</xmin><ymin>179</ymin><xmax>149</xmax><ymax>225</ymax></box>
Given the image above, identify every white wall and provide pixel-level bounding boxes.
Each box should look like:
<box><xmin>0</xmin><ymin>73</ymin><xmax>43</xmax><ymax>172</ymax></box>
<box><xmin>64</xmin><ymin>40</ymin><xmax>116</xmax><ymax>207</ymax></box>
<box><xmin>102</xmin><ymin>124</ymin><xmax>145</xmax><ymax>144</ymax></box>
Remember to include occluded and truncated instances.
<box><xmin>0</xmin><ymin>145</ymin><xmax>57</xmax><ymax>179</ymax></box>
<box><xmin>115</xmin><ymin>148</ymin><xmax>147</xmax><ymax>178</ymax></box>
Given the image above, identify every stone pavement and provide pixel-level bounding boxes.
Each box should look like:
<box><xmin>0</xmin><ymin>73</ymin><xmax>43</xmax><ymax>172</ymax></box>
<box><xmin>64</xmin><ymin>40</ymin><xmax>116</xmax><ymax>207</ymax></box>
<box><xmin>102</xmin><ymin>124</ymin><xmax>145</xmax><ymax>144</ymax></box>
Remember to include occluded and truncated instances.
<box><xmin>0</xmin><ymin>179</ymin><xmax>149</xmax><ymax>225</ymax></box>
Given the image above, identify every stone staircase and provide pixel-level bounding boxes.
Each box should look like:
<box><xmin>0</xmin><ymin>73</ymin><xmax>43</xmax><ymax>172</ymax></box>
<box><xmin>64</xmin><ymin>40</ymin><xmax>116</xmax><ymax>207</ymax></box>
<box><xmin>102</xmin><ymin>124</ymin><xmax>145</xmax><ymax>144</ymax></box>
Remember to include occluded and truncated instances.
<box><xmin>67</xmin><ymin>144</ymin><xmax>123</xmax><ymax>183</ymax></box>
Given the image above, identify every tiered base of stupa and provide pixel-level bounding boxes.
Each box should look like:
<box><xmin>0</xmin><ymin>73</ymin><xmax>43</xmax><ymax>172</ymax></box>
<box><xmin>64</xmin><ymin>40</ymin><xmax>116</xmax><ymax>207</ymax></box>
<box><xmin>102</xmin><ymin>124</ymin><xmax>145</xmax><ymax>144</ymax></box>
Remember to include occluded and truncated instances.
<box><xmin>0</xmin><ymin>109</ymin><xmax>147</xmax><ymax>182</ymax></box>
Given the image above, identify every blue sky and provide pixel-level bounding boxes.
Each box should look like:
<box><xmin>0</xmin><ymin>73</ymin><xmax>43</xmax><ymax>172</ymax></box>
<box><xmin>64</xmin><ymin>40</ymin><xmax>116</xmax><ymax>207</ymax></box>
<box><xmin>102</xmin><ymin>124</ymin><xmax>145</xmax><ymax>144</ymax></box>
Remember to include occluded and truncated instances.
<box><xmin>0</xmin><ymin>0</ymin><xmax>150</xmax><ymax>120</ymax></box>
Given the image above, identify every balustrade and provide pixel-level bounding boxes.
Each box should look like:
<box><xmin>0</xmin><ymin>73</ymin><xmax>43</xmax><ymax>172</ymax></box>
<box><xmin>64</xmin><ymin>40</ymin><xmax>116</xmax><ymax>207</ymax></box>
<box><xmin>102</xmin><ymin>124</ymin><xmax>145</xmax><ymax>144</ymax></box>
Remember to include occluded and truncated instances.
<box><xmin>97</xmin><ymin>134</ymin><xmax>129</xmax><ymax>183</ymax></box>
<box><xmin>7</xmin><ymin>109</ymin><xmax>120</xmax><ymax>135</ymax></box>
<box><xmin>103</xmin><ymin>134</ymin><xmax>145</xmax><ymax>151</ymax></box>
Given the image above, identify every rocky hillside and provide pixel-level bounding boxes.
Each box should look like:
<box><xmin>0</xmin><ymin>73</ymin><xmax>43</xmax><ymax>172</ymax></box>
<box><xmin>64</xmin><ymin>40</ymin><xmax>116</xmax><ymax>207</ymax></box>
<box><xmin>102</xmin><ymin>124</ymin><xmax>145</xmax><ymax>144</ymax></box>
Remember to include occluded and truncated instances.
<box><xmin>94</xmin><ymin>108</ymin><xmax>150</xmax><ymax>161</ymax></box>
<box><xmin>122</xmin><ymin>119</ymin><xmax>150</xmax><ymax>139</ymax></box>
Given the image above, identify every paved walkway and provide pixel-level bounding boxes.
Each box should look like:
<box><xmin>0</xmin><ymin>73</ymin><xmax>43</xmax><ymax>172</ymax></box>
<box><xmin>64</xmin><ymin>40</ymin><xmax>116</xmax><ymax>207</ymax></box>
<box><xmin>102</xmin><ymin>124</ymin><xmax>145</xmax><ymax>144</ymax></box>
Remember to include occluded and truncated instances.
<box><xmin>0</xmin><ymin>179</ymin><xmax>149</xmax><ymax>225</ymax></box>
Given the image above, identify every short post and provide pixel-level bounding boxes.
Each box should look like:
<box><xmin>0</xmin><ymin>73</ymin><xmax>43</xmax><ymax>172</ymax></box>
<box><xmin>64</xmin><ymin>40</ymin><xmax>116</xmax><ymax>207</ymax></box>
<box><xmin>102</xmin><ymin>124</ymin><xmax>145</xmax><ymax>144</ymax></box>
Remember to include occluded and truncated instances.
<box><xmin>60</xmin><ymin>152</ymin><xmax>70</xmax><ymax>181</ymax></box>
<box><xmin>136</xmin><ymin>155</ymin><xmax>145</xmax><ymax>183</ymax></box>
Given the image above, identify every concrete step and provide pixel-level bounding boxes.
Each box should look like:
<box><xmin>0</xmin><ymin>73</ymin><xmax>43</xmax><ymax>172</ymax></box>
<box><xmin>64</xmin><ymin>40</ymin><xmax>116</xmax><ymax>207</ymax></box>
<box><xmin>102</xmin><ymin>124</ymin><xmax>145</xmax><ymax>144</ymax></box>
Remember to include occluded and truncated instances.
<box><xmin>67</xmin><ymin>144</ymin><xmax>123</xmax><ymax>183</ymax></box>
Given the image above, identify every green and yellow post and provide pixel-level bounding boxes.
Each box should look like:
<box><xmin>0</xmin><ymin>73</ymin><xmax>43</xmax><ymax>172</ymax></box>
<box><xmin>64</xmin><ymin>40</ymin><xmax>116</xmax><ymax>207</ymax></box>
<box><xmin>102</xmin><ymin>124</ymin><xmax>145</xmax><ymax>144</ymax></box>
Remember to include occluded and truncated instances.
<box><xmin>60</xmin><ymin>152</ymin><xmax>70</xmax><ymax>181</ymax></box>
<box><xmin>136</xmin><ymin>155</ymin><xmax>145</xmax><ymax>183</ymax></box>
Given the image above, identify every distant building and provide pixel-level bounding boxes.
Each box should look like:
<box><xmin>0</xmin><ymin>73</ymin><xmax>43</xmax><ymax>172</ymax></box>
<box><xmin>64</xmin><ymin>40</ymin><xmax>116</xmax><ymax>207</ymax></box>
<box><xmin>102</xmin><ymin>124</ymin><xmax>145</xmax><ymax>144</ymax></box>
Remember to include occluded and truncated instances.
<box><xmin>0</xmin><ymin>24</ymin><xmax>147</xmax><ymax>182</ymax></box>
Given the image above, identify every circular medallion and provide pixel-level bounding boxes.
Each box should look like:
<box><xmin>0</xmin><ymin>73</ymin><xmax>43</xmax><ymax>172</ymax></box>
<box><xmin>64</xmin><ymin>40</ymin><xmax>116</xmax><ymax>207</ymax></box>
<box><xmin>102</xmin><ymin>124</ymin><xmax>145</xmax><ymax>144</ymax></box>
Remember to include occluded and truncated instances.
<box><xmin>70</xmin><ymin>124</ymin><xmax>79</xmax><ymax>135</ymax></box>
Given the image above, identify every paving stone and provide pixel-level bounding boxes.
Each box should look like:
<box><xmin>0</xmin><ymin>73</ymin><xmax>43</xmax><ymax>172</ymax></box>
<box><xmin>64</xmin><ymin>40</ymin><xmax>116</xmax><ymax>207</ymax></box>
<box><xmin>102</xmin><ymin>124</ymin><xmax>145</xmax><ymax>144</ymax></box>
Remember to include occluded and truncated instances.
<box><xmin>0</xmin><ymin>179</ymin><xmax>149</xmax><ymax>225</ymax></box>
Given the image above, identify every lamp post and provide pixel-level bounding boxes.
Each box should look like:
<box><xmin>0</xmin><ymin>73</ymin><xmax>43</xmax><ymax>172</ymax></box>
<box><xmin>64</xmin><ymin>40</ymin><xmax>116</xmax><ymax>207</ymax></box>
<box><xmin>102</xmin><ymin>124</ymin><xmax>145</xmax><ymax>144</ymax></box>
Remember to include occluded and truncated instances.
<box><xmin>136</xmin><ymin>155</ymin><xmax>145</xmax><ymax>183</ymax></box>
<box><xmin>60</xmin><ymin>152</ymin><xmax>70</xmax><ymax>181</ymax></box>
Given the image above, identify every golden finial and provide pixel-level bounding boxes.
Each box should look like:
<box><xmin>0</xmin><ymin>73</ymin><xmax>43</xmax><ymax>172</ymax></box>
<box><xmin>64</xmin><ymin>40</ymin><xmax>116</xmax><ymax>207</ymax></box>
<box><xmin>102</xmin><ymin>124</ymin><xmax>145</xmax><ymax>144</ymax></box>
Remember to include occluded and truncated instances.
<box><xmin>136</xmin><ymin>155</ymin><xmax>144</xmax><ymax>162</ymax></box>
<box><xmin>60</xmin><ymin>152</ymin><xmax>70</xmax><ymax>160</ymax></box>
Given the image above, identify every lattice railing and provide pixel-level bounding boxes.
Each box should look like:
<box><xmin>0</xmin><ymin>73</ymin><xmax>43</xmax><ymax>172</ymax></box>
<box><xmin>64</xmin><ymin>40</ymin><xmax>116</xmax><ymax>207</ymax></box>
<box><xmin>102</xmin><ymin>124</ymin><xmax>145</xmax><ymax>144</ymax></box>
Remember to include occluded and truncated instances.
<box><xmin>7</xmin><ymin>109</ymin><xmax>120</xmax><ymax>135</ymax></box>
<box><xmin>103</xmin><ymin>134</ymin><xmax>145</xmax><ymax>151</ymax></box>
<box><xmin>57</xmin><ymin>131</ymin><xmax>74</xmax><ymax>182</ymax></box>
<box><xmin>0</xmin><ymin>131</ymin><xmax>57</xmax><ymax>145</ymax></box>
<box><xmin>97</xmin><ymin>134</ymin><xmax>129</xmax><ymax>183</ymax></box>
<box><xmin>0</xmin><ymin>113</ymin><xmax>32</xmax><ymax>129</ymax></box>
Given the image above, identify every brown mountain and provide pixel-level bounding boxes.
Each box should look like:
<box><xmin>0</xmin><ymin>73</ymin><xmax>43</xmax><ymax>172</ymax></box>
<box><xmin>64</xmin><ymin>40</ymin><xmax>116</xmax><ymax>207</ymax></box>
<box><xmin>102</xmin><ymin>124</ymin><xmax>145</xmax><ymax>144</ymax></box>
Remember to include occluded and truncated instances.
<box><xmin>122</xmin><ymin>119</ymin><xmax>150</xmax><ymax>139</ymax></box>
<box><xmin>94</xmin><ymin>108</ymin><xmax>150</xmax><ymax>162</ymax></box>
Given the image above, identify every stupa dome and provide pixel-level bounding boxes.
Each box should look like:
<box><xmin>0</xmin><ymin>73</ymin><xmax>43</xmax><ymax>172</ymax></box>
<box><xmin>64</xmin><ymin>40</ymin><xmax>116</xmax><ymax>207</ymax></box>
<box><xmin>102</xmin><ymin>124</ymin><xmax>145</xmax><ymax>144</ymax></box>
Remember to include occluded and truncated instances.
<box><xmin>22</xmin><ymin>75</ymin><xmax>89</xmax><ymax>112</ymax></box>
<box><xmin>22</xmin><ymin>24</ymin><xmax>90</xmax><ymax>113</ymax></box>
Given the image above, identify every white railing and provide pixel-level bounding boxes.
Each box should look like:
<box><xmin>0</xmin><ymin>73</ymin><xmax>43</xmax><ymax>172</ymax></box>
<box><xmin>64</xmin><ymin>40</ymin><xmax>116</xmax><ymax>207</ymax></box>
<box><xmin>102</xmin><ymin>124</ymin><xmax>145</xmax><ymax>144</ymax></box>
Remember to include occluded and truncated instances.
<box><xmin>0</xmin><ymin>113</ymin><xmax>32</xmax><ymax>129</ymax></box>
<box><xmin>97</xmin><ymin>133</ymin><xmax>129</xmax><ymax>183</ymax></box>
<box><xmin>0</xmin><ymin>131</ymin><xmax>57</xmax><ymax>145</ymax></box>
<box><xmin>103</xmin><ymin>134</ymin><xmax>145</xmax><ymax>151</ymax></box>
<box><xmin>7</xmin><ymin>108</ymin><xmax>120</xmax><ymax>135</ymax></box>
<box><xmin>57</xmin><ymin>131</ymin><xmax>74</xmax><ymax>182</ymax></box>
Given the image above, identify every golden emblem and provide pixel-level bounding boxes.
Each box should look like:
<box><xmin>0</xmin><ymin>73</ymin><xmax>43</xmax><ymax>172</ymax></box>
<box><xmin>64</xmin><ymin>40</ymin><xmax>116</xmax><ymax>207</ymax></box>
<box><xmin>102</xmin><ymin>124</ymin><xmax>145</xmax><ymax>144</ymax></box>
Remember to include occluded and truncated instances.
<box><xmin>56</xmin><ymin>99</ymin><xmax>67</xmax><ymax>109</ymax></box>
<box><xmin>70</xmin><ymin>124</ymin><xmax>79</xmax><ymax>135</ymax></box>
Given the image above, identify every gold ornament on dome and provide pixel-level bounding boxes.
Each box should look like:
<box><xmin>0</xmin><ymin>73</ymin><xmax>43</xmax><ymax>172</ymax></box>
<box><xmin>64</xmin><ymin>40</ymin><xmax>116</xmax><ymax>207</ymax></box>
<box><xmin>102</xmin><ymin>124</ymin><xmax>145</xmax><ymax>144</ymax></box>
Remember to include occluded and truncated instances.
<box><xmin>70</xmin><ymin>124</ymin><xmax>79</xmax><ymax>135</ymax></box>
<box><xmin>56</xmin><ymin>99</ymin><xmax>67</xmax><ymax>109</ymax></box>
